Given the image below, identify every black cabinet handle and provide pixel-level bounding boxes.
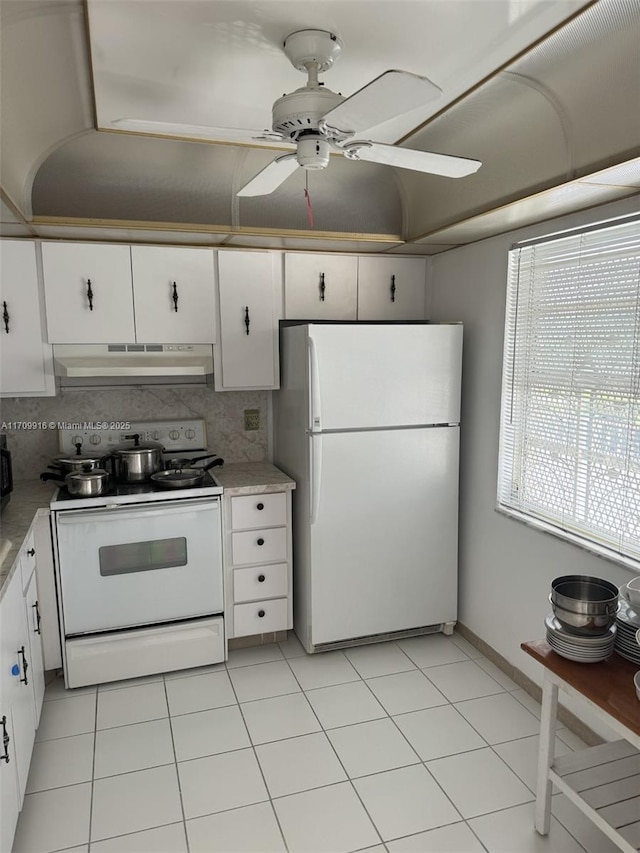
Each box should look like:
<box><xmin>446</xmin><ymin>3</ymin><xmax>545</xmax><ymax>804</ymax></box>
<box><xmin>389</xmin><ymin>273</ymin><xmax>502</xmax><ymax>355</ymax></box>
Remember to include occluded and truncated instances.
<box><xmin>87</xmin><ymin>278</ymin><xmax>94</xmax><ymax>311</ymax></box>
<box><xmin>390</xmin><ymin>274</ymin><xmax>396</xmax><ymax>303</ymax></box>
<box><xmin>33</xmin><ymin>601</ymin><xmax>41</xmax><ymax>635</ymax></box>
<box><xmin>319</xmin><ymin>272</ymin><xmax>325</xmax><ymax>302</ymax></box>
<box><xmin>244</xmin><ymin>306</ymin><xmax>250</xmax><ymax>335</ymax></box>
<box><xmin>257</xmin><ymin>538</ymin><xmax>265</xmax><ymax>546</ymax></box>
<box><xmin>2</xmin><ymin>301</ymin><xmax>9</xmax><ymax>333</ymax></box>
<box><xmin>258</xmin><ymin>610</ymin><xmax>265</xmax><ymax>618</ymax></box>
<box><xmin>172</xmin><ymin>282</ymin><xmax>179</xmax><ymax>312</ymax></box>
<box><xmin>1</xmin><ymin>716</ymin><xmax>9</xmax><ymax>763</ymax></box>
<box><xmin>256</xmin><ymin>502</ymin><xmax>264</xmax><ymax>511</ymax></box>
<box><xmin>18</xmin><ymin>646</ymin><xmax>29</xmax><ymax>685</ymax></box>
<box><xmin>27</xmin><ymin>548</ymin><xmax>35</xmax><ymax>557</ymax></box>
<box><xmin>258</xmin><ymin>574</ymin><xmax>266</xmax><ymax>583</ymax></box>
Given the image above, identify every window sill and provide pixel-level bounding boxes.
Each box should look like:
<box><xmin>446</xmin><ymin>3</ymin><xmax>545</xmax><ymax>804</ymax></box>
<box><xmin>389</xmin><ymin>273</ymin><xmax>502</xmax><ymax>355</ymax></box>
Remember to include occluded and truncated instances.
<box><xmin>495</xmin><ymin>505</ymin><xmax>640</xmax><ymax>575</ymax></box>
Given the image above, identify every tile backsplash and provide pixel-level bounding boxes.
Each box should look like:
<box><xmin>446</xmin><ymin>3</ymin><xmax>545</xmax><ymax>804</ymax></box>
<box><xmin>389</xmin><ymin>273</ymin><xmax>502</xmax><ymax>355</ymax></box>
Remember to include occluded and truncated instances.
<box><xmin>1</xmin><ymin>386</ymin><xmax>268</xmax><ymax>480</ymax></box>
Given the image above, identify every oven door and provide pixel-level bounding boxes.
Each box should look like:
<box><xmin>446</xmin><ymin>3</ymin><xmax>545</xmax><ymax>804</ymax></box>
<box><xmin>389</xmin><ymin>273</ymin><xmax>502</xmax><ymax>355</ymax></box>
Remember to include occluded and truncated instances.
<box><xmin>56</xmin><ymin>498</ymin><xmax>223</xmax><ymax>635</ymax></box>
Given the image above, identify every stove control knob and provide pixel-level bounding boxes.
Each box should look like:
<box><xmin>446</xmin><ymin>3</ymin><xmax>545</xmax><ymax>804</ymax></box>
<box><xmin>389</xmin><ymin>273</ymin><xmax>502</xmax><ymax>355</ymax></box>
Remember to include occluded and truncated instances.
<box><xmin>185</xmin><ymin>428</ymin><xmax>196</xmax><ymax>440</ymax></box>
<box><xmin>169</xmin><ymin>429</ymin><xmax>180</xmax><ymax>440</ymax></box>
<box><xmin>151</xmin><ymin>431</ymin><xmax>160</xmax><ymax>441</ymax></box>
<box><xmin>72</xmin><ymin>436</ymin><xmax>82</xmax><ymax>447</ymax></box>
<box><xmin>89</xmin><ymin>434</ymin><xmax>101</xmax><ymax>445</ymax></box>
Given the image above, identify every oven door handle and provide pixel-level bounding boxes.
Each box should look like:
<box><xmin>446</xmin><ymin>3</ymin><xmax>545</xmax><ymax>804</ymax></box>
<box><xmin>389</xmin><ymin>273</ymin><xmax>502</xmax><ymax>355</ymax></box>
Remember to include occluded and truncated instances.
<box><xmin>55</xmin><ymin>498</ymin><xmax>220</xmax><ymax>524</ymax></box>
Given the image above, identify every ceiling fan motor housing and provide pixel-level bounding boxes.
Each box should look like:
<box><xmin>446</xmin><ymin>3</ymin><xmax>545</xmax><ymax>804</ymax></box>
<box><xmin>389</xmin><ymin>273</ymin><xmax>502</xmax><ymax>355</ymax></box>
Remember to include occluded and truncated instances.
<box><xmin>296</xmin><ymin>135</ymin><xmax>331</xmax><ymax>169</ymax></box>
<box><xmin>272</xmin><ymin>87</ymin><xmax>344</xmax><ymax>139</ymax></box>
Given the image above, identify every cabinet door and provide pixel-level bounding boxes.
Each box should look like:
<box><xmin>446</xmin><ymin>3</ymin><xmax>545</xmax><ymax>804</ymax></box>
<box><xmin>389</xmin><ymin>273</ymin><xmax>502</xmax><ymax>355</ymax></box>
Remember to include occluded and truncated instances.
<box><xmin>357</xmin><ymin>256</ymin><xmax>426</xmax><ymax>321</ymax></box>
<box><xmin>24</xmin><ymin>571</ymin><xmax>45</xmax><ymax>723</ymax></box>
<box><xmin>0</xmin><ymin>702</ymin><xmax>20</xmax><ymax>853</ymax></box>
<box><xmin>42</xmin><ymin>242</ymin><xmax>135</xmax><ymax>343</ymax></box>
<box><xmin>0</xmin><ymin>240</ymin><xmax>54</xmax><ymax>396</ymax></box>
<box><xmin>131</xmin><ymin>246</ymin><xmax>216</xmax><ymax>343</ymax></box>
<box><xmin>0</xmin><ymin>570</ymin><xmax>36</xmax><ymax>806</ymax></box>
<box><xmin>216</xmin><ymin>252</ymin><xmax>278</xmax><ymax>390</ymax></box>
<box><xmin>285</xmin><ymin>253</ymin><xmax>357</xmax><ymax>320</ymax></box>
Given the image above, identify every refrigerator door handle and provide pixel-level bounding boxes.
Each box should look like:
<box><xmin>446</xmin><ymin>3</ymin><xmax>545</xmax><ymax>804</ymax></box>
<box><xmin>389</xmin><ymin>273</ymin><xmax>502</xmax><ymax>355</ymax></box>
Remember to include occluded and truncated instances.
<box><xmin>309</xmin><ymin>434</ymin><xmax>322</xmax><ymax>524</ymax></box>
<box><xmin>308</xmin><ymin>334</ymin><xmax>322</xmax><ymax>431</ymax></box>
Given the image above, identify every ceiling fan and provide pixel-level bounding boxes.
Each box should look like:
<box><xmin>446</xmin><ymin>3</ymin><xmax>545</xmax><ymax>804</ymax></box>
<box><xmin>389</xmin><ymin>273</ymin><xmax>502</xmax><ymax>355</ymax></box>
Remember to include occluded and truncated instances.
<box><xmin>113</xmin><ymin>29</ymin><xmax>482</xmax><ymax>197</ymax></box>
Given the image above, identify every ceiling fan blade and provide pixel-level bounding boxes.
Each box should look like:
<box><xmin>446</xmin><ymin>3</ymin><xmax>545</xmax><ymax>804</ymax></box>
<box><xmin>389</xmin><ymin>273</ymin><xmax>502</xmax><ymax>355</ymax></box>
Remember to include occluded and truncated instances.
<box><xmin>237</xmin><ymin>153</ymin><xmax>300</xmax><ymax>197</ymax></box>
<box><xmin>320</xmin><ymin>70</ymin><xmax>442</xmax><ymax>136</ymax></box>
<box><xmin>110</xmin><ymin>118</ymin><xmax>286</xmax><ymax>144</ymax></box>
<box><xmin>342</xmin><ymin>141</ymin><xmax>481</xmax><ymax>178</ymax></box>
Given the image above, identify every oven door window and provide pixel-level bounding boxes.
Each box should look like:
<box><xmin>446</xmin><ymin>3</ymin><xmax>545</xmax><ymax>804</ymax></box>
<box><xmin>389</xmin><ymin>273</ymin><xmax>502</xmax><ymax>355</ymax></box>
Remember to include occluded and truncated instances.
<box><xmin>99</xmin><ymin>538</ymin><xmax>187</xmax><ymax>576</ymax></box>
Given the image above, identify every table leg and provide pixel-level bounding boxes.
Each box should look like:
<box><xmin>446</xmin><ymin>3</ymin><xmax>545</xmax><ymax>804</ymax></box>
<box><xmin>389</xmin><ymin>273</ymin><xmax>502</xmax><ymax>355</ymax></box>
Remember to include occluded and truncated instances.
<box><xmin>535</xmin><ymin>674</ymin><xmax>558</xmax><ymax>835</ymax></box>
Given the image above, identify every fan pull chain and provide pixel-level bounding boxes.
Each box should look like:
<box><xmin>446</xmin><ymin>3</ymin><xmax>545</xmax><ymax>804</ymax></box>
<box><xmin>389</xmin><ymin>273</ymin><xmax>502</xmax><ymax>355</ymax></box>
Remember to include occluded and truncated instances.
<box><xmin>304</xmin><ymin>172</ymin><xmax>314</xmax><ymax>227</ymax></box>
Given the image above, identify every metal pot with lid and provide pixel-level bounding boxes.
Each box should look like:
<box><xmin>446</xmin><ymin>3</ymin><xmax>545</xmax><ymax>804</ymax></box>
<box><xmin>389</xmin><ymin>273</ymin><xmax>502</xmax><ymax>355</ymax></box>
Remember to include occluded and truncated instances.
<box><xmin>112</xmin><ymin>433</ymin><xmax>165</xmax><ymax>483</ymax></box>
<box><xmin>41</xmin><ymin>463</ymin><xmax>111</xmax><ymax>497</ymax></box>
<box><xmin>50</xmin><ymin>441</ymin><xmax>111</xmax><ymax>476</ymax></box>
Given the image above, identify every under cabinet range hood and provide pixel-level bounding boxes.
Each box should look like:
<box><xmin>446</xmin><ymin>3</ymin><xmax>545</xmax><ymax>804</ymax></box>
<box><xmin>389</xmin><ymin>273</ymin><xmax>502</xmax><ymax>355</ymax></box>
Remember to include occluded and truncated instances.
<box><xmin>53</xmin><ymin>344</ymin><xmax>214</xmax><ymax>386</ymax></box>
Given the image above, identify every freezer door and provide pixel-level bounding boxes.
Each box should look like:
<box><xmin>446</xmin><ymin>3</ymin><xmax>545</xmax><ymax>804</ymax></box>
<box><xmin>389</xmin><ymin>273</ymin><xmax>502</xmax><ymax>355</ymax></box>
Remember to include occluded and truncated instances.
<box><xmin>308</xmin><ymin>426</ymin><xmax>459</xmax><ymax>646</ymax></box>
<box><xmin>308</xmin><ymin>323</ymin><xmax>461</xmax><ymax>430</ymax></box>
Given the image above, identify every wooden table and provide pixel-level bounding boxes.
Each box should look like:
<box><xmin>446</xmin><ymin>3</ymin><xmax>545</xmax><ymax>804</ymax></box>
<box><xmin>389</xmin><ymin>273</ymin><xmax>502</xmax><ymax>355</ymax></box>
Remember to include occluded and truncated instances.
<box><xmin>522</xmin><ymin>641</ymin><xmax>640</xmax><ymax>853</ymax></box>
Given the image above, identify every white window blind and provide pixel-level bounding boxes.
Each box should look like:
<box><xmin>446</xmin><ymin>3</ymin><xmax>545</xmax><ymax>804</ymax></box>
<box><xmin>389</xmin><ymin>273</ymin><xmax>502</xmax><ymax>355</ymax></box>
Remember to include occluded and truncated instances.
<box><xmin>498</xmin><ymin>217</ymin><xmax>640</xmax><ymax>567</ymax></box>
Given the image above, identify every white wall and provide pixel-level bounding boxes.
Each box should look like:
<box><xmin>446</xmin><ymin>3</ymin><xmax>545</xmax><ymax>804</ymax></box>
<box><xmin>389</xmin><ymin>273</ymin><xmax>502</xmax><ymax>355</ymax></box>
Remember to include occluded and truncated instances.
<box><xmin>429</xmin><ymin>195</ymin><xmax>639</xmax><ymax>731</ymax></box>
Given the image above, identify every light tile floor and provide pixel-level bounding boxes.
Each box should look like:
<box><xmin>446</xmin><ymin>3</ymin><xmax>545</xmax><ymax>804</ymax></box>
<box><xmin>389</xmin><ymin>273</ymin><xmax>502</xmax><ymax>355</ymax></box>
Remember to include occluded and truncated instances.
<box><xmin>12</xmin><ymin>632</ymin><xmax>621</xmax><ymax>853</ymax></box>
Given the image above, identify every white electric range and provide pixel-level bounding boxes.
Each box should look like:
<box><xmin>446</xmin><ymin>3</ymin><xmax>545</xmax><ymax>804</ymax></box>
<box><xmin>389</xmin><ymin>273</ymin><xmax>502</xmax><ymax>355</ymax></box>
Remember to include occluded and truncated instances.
<box><xmin>50</xmin><ymin>419</ymin><xmax>226</xmax><ymax>688</ymax></box>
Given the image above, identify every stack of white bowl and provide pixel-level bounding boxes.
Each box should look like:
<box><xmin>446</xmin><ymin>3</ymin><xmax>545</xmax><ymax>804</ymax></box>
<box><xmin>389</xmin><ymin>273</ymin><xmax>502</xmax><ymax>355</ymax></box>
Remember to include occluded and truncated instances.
<box><xmin>614</xmin><ymin>577</ymin><xmax>640</xmax><ymax>666</ymax></box>
<box><xmin>546</xmin><ymin>575</ymin><xmax>618</xmax><ymax>663</ymax></box>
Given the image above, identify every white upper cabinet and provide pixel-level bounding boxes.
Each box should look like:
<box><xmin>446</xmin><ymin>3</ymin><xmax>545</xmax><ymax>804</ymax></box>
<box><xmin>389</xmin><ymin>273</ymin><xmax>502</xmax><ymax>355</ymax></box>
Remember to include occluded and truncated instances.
<box><xmin>357</xmin><ymin>257</ymin><xmax>427</xmax><ymax>321</ymax></box>
<box><xmin>284</xmin><ymin>253</ymin><xmax>358</xmax><ymax>321</ymax></box>
<box><xmin>42</xmin><ymin>242</ymin><xmax>135</xmax><ymax>343</ymax></box>
<box><xmin>216</xmin><ymin>251</ymin><xmax>280</xmax><ymax>390</ymax></box>
<box><xmin>131</xmin><ymin>246</ymin><xmax>216</xmax><ymax>343</ymax></box>
<box><xmin>0</xmin><ymin>240</ymin><xmax>55</xmax><ymax>397</ymax></box>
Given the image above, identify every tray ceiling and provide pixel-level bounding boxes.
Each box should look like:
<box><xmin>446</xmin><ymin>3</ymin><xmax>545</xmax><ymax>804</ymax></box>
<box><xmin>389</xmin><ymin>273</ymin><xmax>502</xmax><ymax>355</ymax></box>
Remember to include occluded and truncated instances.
<box><xmin>87</xmin><ymin>0</ymin><xmax>588</xmax><ymax>147</ymax></box>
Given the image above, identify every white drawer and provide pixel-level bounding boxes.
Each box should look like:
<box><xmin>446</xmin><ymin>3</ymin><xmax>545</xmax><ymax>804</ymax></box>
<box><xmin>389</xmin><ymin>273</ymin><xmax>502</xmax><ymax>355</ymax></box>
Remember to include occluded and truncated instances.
<box><xmin>231</xmin><ymin>527</ymin><xmax>287</xmax><ymax>566</ymax></box>
<box><xmin>64</xmin><ymin>616</ymin><xmax>225</xmax><ymax>688</ymax></box>
<box><xmin>231</xmin><ymin>492</ymin><xmax>286</xmax><ymax>530</ymax></box>
<box><xmin>234</xmin><ymin>563</ymin><xmax>288</xmax><ymax>603</ymax></box>
<box><xmin>233</xmin><ymin>598</ymin><xmax>288</xmax><ymax>636</ymax></box>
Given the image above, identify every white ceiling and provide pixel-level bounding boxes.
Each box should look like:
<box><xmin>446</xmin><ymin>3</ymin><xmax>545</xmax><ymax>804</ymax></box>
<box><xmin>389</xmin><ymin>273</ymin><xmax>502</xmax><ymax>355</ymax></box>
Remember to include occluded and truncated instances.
<box><xmin>2</xmin><ymin>0</ymin><xmax>638</xmax><ymax>252</ymax></box>
<box><xmin>87</xmin><ymin>0</ymin><xmax>588</xmax><ymax>149</ymax></box>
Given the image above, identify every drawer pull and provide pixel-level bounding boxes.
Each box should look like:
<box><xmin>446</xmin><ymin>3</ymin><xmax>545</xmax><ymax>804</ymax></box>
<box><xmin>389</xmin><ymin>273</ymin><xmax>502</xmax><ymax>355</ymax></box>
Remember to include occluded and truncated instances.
<box><xmin>258</xmin><ymin>610</ymin><xmax>265</xmax><ymax>618</ymax></box>
<box><xmin>27</xmin><ymin>548</ymin><xmax>36</xmax><ymax>557</ymax></box>
<box><xmin>1</xmin><ymin>716</ymin><xmax>9</xmax><ymax>763</ymax></box>
<box><xmin>258</xmin><ymin>574</ymin><xmax>266</xmax><ymax>582</ymax></box>
<box><xmin>257</xmin><ymin>502</ymin><xmax>264</xmax><ymax>511</ymax></box>
<box><xmin>257</xmin><ymin>538</ymin><xmax>265</xmax><ymax>546</ymax></box>
<box><xmin>18</xmin><ymin>646</ymin><xmax>29</xmax><ymax>685</ymax></box>
<box><xmin>33</xmin><ymin>601</ymin><xmax>41</xmax><ymax>634</ymax></box>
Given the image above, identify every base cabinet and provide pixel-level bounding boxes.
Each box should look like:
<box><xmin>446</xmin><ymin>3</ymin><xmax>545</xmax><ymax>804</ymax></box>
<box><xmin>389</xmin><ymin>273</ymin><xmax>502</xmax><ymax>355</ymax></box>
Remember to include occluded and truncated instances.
<box><xmin>223</xmin><ymin>490</ymin><xmax>293</xmax><ymax>639</ymax></box>
<box><xmin>0</xmin><ymin>539</ymin><xmax>47</xmax><ymax>852</ymax></box>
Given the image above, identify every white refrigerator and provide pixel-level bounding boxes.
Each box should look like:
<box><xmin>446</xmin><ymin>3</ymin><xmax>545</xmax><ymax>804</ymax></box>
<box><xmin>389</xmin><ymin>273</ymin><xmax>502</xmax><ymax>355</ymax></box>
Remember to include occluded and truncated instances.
<box><xmin>273</xmin><ymin>322</ymin><xmax>462</xmax><ymax>653</ymax></box>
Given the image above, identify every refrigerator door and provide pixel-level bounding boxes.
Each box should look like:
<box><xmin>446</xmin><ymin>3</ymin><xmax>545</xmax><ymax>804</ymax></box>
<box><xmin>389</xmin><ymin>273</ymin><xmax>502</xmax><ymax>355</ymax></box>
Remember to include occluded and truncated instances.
<box><xmin>308</xmin><ymin>426</ymin><xmax>459</xmax><ymax>647</ymax></box>
<box><xmin>307</xmin><ymin>323</ymin><xmax>461</xmax><ymax>431</ymax></box>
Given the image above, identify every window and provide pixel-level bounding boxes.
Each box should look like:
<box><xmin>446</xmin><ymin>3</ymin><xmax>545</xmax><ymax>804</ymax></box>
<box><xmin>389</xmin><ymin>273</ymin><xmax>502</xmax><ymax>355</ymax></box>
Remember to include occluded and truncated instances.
<box><xmin>497</xmin><ymin>216</ymin><xmax>640</xmax><ymax>568</ymax></box>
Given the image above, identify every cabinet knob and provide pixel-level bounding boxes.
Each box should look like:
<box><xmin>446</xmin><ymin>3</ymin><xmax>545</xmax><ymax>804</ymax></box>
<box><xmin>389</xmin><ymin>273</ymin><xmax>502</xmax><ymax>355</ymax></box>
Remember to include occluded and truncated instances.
<box><xmin>256</xmin><ymin>502</ymin><xmax>264</xmax><ymax>511</ymax></box>
<box><xmin>258</xmin><ymin>610</ymin><xmax>265</xmax><ymax>618</ymax></box>
<box><xmin>257</xmin><ymin>538</ymin><xmax>265</xmax><ymax>546</ymax></box>
<box><xmin>258</xmin><ymin>574</ymin><xmax>265</xmax><ymax>582</ymax></box>
<box><xmin>27</xmin><ymin>548</ymin><xmax>35</xmax><ymax>557</ymax></box>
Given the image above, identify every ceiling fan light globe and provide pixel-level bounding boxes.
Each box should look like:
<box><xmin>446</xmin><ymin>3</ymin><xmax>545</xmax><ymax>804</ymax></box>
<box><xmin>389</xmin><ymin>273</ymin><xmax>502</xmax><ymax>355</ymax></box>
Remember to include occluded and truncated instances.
<box><xmin>296</xmin><ymin>136</ymin><xmax>331</xmax><ymax>170</ymax></box>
